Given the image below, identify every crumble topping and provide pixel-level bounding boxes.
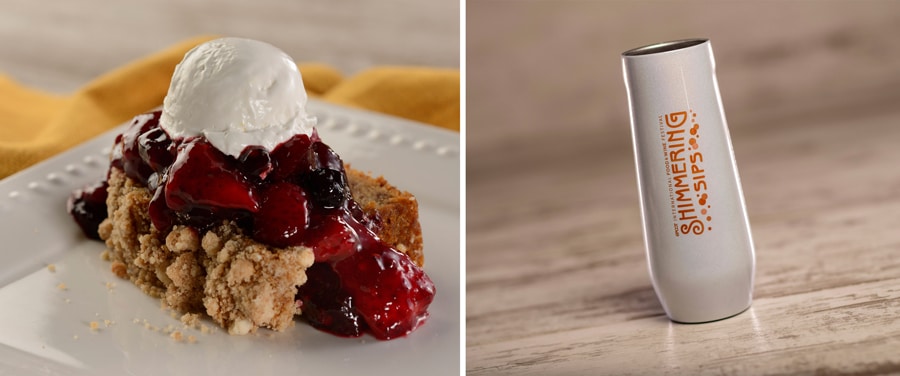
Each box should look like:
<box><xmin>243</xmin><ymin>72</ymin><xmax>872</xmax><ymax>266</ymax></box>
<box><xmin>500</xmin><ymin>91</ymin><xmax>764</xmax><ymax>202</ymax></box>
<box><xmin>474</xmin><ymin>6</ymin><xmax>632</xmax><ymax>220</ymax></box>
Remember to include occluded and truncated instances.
<box><xmin>99</xmin><ymin>168</ymin><xmax>314</xmax><ymax>334</ymax></box>
<box><xmin>180</xmin><ymin>313</ymin><xmax>201</xmax><ymax>328</ymax></box>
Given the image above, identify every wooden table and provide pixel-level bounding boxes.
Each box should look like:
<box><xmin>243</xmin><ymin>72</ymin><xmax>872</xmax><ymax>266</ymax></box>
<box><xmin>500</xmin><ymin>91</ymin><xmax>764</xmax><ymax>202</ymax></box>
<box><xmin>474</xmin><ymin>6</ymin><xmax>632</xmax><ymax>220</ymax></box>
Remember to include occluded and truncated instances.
<box><xmin>468</xmin><ymin>1</ymin><xmax>900</xmax><ymax>374</ymax></box>
<box><xmin>0</xmin><ymin>0</ymin><xmax>458</xmax><ymax>93</ymax></box>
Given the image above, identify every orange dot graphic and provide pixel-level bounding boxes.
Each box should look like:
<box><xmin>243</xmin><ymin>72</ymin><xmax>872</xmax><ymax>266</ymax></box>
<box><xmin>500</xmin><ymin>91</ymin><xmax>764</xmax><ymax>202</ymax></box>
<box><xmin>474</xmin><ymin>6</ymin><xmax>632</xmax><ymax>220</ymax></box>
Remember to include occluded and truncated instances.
<box><xmin>701</xmin><ymin>209</ymin><xmax>707</xmax><ymax>215</ymax></box>
<box><xmin>706</xmin><ymin>216</ymin><xmax>712</xmax><ymax>221</ymax></box>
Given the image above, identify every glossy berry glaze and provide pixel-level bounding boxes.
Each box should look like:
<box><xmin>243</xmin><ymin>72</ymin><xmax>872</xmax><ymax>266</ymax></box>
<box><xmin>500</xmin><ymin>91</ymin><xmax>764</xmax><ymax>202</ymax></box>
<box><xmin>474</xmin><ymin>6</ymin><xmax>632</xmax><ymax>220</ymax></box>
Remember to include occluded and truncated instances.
<box><xmin>67</xmin><ymin>180</ymin><xmax>109</xmax><ymax>240</ymax></box>
<box><xmin>68</xmin><ymin>111</ymin><xmax>435</xmax><ymax>340</ymax></box>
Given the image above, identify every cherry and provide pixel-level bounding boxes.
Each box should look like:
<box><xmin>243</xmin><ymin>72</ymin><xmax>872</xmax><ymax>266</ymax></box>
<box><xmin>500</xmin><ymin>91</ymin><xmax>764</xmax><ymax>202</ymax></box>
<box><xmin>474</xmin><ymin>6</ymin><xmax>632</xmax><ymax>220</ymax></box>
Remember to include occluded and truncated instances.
<box><xmin>298</xmin><ymin>212</ymin><xmax>435</xmax><ymax>340</ymax></box>
<box><xmin>238</xmin><ymin>146</ymin><xmax>273</xmax><ymax>181</ymax></box>
<box><xmin>332</xmin><ymin>244</ymin><xmax>435</xmax><ymax>340</ymax></box>
<box><xmin>295</xmin><ymin>263</ymin><xmax>366</xmax><ymax>337</ymax></box>
<box><xmin>138</xmin><ymin>126</ymin><xmax>176</xmax><ymax>172</ymax></box>
<box><xmin>304</xmin><ymin>216</ymin><xmax>358</xmax><ymax>262</ymax></box>
<box><xmin>164</xmin><ymin>139</ymin><xmax>259</xmax><ymax>213</ymax></box>
<box><xmin>251</xmin><ymin>182</ymin><xmax>309</xmax><ymax>248</ymax></box>
<box><xmin>109</xmin><ymin>135</ymin><xmax>124</xmax><ymax>172</ymax></box>
<box><xmin>67</xmin><ymin>180</ymin><xmax>109</xmax><ymax>240</ymax></box>
<box><xmin>119</xmin><ymin>112</ymin><xmax>159</xmax><ymax>184</ymax></box>
<box><xmin>148</xmin><ymin>185</ymin><xmax>173</xmax><ymax>231</ymax></box>
<box><xmin>269</xmin><ymin>134</ymin><xmax>312</xmax><ymax>181</ymax></box>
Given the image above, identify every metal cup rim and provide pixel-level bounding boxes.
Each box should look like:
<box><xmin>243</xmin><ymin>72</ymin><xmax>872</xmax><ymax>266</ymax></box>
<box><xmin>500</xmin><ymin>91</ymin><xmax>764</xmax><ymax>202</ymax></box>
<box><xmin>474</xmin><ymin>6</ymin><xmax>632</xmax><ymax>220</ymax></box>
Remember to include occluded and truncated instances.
<box><xmin>622</xmin><ymin>38</ymin><xmax>709</xmax><ymax>57</ymax></box>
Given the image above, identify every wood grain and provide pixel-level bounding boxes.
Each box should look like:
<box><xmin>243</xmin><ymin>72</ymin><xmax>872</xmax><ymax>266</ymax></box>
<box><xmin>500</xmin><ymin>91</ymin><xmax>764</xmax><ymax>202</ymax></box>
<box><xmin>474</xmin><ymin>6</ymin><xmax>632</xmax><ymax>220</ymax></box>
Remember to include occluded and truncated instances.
<box><xmin>468</xmin><ymin>1</ymin><xmax>900</xmax><ymax>374</ymax></box>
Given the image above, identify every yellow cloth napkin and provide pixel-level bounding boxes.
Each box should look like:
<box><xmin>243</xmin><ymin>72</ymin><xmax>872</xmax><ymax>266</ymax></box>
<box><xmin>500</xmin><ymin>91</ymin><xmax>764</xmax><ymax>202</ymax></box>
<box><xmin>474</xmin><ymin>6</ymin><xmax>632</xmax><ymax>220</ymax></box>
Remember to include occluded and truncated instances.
<box><xmin>0</xmin><ymin>36</ymin><xmax>459</xmax><ymax>180</ymax></box>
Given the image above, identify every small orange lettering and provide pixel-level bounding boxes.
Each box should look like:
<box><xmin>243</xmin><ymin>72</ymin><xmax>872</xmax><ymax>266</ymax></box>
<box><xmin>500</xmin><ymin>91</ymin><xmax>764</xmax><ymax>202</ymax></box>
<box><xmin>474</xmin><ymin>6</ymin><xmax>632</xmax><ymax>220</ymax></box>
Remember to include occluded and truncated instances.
<box><xmin>666</xmin><ymin>111</ymin><xmax>687</xmax><ymax>128</ymax></box>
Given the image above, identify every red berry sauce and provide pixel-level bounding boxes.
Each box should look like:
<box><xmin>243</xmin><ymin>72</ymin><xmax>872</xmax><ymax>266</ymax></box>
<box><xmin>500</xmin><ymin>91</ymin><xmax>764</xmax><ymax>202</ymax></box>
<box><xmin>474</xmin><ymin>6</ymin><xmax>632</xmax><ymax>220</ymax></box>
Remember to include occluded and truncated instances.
<box><xmin>68</xmin><ymin>111</ymin><xmax>435</xmax><ymax>340</ymax></box>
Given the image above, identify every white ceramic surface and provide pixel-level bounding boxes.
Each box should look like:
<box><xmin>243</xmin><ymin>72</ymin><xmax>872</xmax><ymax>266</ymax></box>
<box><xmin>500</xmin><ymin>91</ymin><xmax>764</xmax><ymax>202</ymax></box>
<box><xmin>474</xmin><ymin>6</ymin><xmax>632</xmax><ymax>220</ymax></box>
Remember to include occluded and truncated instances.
<box><xmin>622</xmin><ymin>39</ymin><xmax>755</xmax><ymax>323</ymax></box>
<box><xmin>0</xmin><ymin>99</ymin><xmax>460</xmax><ymax>375</ymax></box>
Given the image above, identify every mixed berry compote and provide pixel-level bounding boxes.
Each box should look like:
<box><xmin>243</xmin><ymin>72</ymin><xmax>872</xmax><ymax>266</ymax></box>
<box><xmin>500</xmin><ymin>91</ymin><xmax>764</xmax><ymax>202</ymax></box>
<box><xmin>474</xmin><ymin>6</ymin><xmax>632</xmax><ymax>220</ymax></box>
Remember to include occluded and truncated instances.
<box><xmin>68</xmin><ymin>111</ymin><xmax>435</xmax><ymax>340</ymax></box>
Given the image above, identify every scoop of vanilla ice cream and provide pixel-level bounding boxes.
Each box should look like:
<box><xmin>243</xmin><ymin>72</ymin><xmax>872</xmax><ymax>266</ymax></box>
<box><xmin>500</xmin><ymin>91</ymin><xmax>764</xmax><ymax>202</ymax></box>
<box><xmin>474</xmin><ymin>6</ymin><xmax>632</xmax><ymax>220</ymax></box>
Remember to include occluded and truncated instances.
<box><xmin>159</xmin><ymin>37</ymin><xmax>315</xmax><ymax>157</ymax></box>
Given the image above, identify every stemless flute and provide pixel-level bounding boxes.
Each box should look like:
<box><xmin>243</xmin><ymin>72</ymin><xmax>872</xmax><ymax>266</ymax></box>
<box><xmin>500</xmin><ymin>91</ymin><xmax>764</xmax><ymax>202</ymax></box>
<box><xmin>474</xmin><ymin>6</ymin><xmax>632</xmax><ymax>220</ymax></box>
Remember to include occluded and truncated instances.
<box><xmin>621</xmin><ymin>39</ymin><xmax>755</xmax><ymax>323</ymax></box>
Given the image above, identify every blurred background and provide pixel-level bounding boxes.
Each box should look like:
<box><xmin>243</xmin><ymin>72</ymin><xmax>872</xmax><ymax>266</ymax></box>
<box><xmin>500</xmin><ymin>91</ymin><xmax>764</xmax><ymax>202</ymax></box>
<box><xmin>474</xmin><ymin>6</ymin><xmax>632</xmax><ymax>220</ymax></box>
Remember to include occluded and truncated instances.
<box><xmin>0</xmin><ymin>0</ymin><xmax>459</xmax><ymax>93</ymax></box>
<box><xmin>469</xmin><ymin>1</ymin><xmax>900</xmax><ymax>157</ymax></box>
<box><xmin>468</xmin><ymin>1</ymin><xmax>900</xmax><ymax>373</ymax></box>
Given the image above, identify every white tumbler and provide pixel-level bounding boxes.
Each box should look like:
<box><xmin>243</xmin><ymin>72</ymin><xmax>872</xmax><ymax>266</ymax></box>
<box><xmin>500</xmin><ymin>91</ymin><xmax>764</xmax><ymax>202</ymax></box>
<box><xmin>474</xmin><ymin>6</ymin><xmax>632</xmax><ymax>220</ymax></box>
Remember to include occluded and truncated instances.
<box><xmin>621</xmin><ymin>39</ymin><xmax>755</xmax><ymax>323</ymax></box>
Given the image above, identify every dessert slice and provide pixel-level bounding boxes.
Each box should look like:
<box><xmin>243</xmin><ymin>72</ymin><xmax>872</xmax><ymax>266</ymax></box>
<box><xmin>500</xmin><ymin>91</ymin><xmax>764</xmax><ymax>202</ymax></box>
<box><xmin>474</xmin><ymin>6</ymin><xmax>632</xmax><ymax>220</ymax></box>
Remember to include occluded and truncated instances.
<box><xmin>67</xmin><ymin>38</ymin><xmax>435</xmax><ymax>339</ymax></box>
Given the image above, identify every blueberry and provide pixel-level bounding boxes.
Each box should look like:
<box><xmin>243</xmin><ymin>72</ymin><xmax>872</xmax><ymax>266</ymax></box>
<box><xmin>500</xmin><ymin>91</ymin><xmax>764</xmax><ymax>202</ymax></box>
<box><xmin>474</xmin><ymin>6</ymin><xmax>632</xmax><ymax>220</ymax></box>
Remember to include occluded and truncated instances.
<box><xmin>304</xmin><ymin>168</ymin><xmax>348</xmax><ymax>209</ymax></box>
<box><xmin>307</xmin><ymin>142</ymin><xmax>344</xmax><ymax>172</ymax></box>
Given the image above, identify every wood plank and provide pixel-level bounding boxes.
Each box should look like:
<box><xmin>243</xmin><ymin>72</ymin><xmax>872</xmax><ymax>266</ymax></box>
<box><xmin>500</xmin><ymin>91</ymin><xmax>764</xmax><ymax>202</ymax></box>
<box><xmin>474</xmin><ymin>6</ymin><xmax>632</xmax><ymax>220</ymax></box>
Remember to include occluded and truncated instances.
<box><xmin>469</xmin><ymin>279</ymin><xmax>900</xmax><ymax>375</ymax></box>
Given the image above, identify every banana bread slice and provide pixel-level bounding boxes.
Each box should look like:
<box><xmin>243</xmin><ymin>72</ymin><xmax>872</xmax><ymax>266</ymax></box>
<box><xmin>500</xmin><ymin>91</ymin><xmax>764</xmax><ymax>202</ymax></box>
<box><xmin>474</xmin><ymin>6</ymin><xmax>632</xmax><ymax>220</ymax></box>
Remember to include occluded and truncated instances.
<box><xmin>97</xmin><ymin>166</ymin><xmax>424</xmax><ymax>335</ymax></box>
<box><xmin>346</xmin><ymin>168</ymin><xmax>424</xmax><ymax>267</ymax></box>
